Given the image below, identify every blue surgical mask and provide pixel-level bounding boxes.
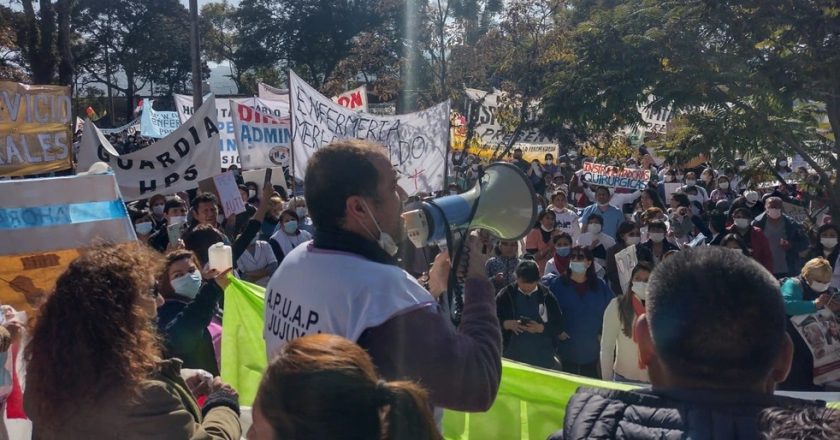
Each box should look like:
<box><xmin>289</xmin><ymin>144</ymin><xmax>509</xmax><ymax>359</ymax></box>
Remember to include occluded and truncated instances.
<box><xmin>134</xmin><ymin>222</ymin><xmax>153</xmax><ymax>235</ymax></box>
<box><xmin>555</xmin><ymin>246</ymin><xmax>571</xmax><ymax>257</ymax></box>
<box><xmin>171</xmin><ymin>271</ymin><xmax>202</xmax><ymax>299</ymax></box>
<box><xmin>569</xmin><ymin>261</ymin><xmax>588</xmax><ymax>274</ymax></box>
<box><xmin>284</xmin><ymin>220</ymin><xmax>299</xmax><ymax>234</ymax></box>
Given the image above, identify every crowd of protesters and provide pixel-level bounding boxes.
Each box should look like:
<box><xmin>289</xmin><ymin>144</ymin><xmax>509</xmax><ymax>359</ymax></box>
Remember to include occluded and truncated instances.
<box><xmin>3</xmin><ymin>140</ymin><xmax>839</xmax><ymax>439</ymax></box>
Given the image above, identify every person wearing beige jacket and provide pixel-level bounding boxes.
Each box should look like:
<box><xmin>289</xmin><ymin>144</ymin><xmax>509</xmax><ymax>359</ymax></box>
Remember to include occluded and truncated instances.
<box><xmin>23</xmin><ymin>242</ymin><xmax>241</xmax><ymax>440</ymax></box>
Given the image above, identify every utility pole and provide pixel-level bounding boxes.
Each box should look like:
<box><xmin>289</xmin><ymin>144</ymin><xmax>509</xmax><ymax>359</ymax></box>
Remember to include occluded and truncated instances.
<box><xmin>189</xmin><ymin>0</ymin><xmax>203</xmax><ymax>110</ymax></box>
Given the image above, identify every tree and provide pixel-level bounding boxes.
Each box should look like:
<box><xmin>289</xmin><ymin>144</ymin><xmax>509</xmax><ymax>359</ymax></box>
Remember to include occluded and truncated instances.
<box><xmin>540</xmin><ymin>0</ymin><xmax>840</xmax><ymax>219</ymax></box>
<box><xmin>75</xmin><ymin>0</ymin><xmax>197</xmax><ymax>118</ymax></box>
<box><xmin>16</xmin><ymin>0</ymin><xmax>75</xmax><ymax>85</ymax></box>
<box><xmin>201</xmin><ymin>1</ymin><xmax>248</xmax><ymax>92</ymax></box>
<box><xmin>0</xmin><ymin>6</ymin><xmax>28</xmax><ymax>82</ymax></box>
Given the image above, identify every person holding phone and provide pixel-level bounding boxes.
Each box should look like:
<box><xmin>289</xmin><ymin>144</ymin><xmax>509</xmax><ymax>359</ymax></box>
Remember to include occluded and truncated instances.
<box><xmin>496</xmin><ymin>260</ymin><xmax>564</xmax><ymax>369</ymax></box>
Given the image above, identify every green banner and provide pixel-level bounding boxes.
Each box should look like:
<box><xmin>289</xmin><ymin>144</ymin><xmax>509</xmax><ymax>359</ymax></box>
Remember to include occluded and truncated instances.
<box><xmin>221</xmin><ymin>278</ymin><xmax>840</xmax><ymax>437</ymax></box>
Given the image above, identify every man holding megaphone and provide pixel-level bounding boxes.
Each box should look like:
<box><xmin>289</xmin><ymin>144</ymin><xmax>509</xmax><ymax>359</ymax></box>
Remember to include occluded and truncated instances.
<box><xmin>263</xmin><ymin>140</ymin><xmax>503</xmax><ymax>412</ymax></box>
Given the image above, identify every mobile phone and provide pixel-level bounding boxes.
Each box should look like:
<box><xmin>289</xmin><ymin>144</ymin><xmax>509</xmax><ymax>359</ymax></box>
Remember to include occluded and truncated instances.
<box><xmin>518</xmin><ymin>316</ymin><xmax>533</xmax><ymax>325</ymax></box>
<box><xmin>264</xmin><ymin>168</ymin><xmax>273</xmax><ymax>187</ymax></box>
<box><xmin>167</xmin><ymin>220</ymin><xmax>187</xmax><ymax>245</ymax></box>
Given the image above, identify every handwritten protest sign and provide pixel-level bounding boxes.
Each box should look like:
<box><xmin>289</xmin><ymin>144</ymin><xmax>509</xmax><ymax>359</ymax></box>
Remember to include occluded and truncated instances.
<box><xmin>332</xmin><ymin>85</ymin><xmax>368</xmax><ymax>112</ymax></box>
<box><xmin>140</xmin><ymin>99</ymin><xmax>180</xmax><ymax>138</ymax></box>
<box><xmin>783</xmin><ymin>201</ymin><xmax>811</xmax><ymax>224</ymax></box>
<box><xmin>199</xmin><ymin>171</ymin><xmax>246</xmax><ymax>218</ymax></box>
<box><xmin>174</xmin><ymin>95</ymin><xmax>290</xmax><ymax>167</ymax></box>
<box><xmin>0</xmin><ymin>173</ymin><xmax>135</xmax><ymax>313</ymax></box>
<box><xmin>664</xmin><ymin>182</ymin><xmax>681</xmax><ymax>205</ymax></box>
<box><xmin>615</xmin><ymin>245</ymin><xmax>638</xmax><ymax>294</ymax></box>
<box><xmin>289</xmin><ymin>70</ymin><xmax>449</xmax><ymax>194</ymax></box>
<box><xmin>580</xmin><ymin>162</ymin><xmax>650</xmax><ymax>191</ymax></box>
<box><xmin>231</xmin><ymin>101</ymin><xmax>291</xmax><ymax>171</ymax></box>
<box><xmin>79</xmin><ymin>98</ymin><xmax>221</xmax><ymax>201</ymax></box>
<box><xmin>0</xmin><ymin>81</ymin><xmax>72</xmax><ymax>176</ymax></box>
<box><xmin>791</xmin><ymin>310</ymin><xmax>840</xmax><ymax>385</ymax></box>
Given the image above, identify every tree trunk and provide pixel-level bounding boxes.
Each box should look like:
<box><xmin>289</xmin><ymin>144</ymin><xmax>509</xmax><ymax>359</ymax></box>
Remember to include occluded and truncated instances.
<box><xmin>56</xmin><ymin>0</ymin><xmax>74</xmax><ymax>86</ymax></box>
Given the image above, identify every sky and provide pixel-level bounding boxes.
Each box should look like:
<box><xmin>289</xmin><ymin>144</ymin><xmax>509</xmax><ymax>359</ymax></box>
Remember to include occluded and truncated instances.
<box><xmin>179</xmin><ymin>0</ymin><xmax>240</xmax><ymax>7</ymax></box>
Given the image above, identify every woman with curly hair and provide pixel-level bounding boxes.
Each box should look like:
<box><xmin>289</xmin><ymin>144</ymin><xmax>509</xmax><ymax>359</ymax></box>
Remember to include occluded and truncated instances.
<box><xmin>247</xmin><ymin>334</ymin><xmax>441</xmax><ymax>440</ymax></box>
<box><xmin>24</xmin><ymin>242</ymin><xmax>241</xmax><ymax>439</ymax></box>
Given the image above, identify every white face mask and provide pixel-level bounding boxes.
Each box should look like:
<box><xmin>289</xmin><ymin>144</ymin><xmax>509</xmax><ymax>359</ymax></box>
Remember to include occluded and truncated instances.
<box><xmin>248</xmin><ymin>190</ymin><xmax>257</xmax><ymax>199</ymax></box>
<box><xmin>625</xmin><ymin>236</ymin><xmax>641</xmax><ymax>246</ymax></box>
<box><xmin>649</xmin><ymin>232</ymin><xmax>665</xmax><ymax>243</ymax></box>
<box><xmin>134</xmin><ymin>222</ymin><xmax>153</xmax><ymax>235</ymax></box>
<box><xmin>808</xmin><ymin>280</ymin><xmax>830</xmax><ymax>293</ymax></box>
<box><xmin>632</xmin><ymin>281</ymin><xmax>648</xmax><ymax>300</ymax></box>
<box><xmin>169</xmin><ymin>215</ymin><xmax>187</xmax><ymax>225</ymax></box>
<box><xmin>719</xmin><ymin>182</ymin><xmax>730</xmax><ymax>190</ymax></box>
<box><xmin>360</xmin><ymin>200</ymin><xmax>399</xmax><ymax>257</ymax></box>
<box><xmin>295</xmin><ymin>207</ymin><xmax>307</xmax><ymax>218</ymax></box>
<box><xmin>665</xmin><ymin>175</ymin><xmax>674</xmax><ymax>182</ymax></box>
<box><xmin>152</xmin><ymin>204</ymin><xmax>165</xmax><ymax>216</ymax></box>
<box><xmin>734</xmin><ymin>218</ymin><xmax>750</xmax><ymax>229</ymax></box>
<box><xmin>820</xmin><ymin>237</ymin><xmax>838</xmax><ymax>249</ymax></box>
<box><xmin>588</xmin><ymin>224</ymin><xmax>602</xmax><ymax>234</ymax></box>
<box><xmin>685</xmin><ymin>179</ymin><xmax>697</xmax><ymax>187</ymax></box>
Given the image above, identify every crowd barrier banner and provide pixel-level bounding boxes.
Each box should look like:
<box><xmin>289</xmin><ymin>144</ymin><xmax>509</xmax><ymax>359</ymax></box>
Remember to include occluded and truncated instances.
<box><xmin>289</xmin><ymin>70</ymin><xmax>449</xmax><ymax>194</ymax></box>
<box><xmin>100</xmin><ymin>118</ymin><xmax>140</xmax><ymax>135</ymax></box>
<box><xmin>0</xmin><ymin>173</ymin><xmax>135</xmax><ymax>313</ymax></box>
<box><xmin>139</xmin><ymin>99</ymin><xmax>181</xmax><ymax>138</ymax></box>
<box><xmin>174</xmin><ymin>95</ymin><xmax>290</xmax><ymax>167</ymax></box>
<box><xmin>0</xmin><ymin>81</ymin><xmax>73</xmax><ymax>176</ymax></box>
<box><xmin>580</xmin><ymin>162</ymin><xmax>650</xmax><ymax>191</ymax></box>
<box><xmin>231</xmin><ymin>100</ymin><xmax>291</xmax><ymax>171</ymax></box>
<box><xmin>78</xmin><ymin>98</ymin><xmax>222</xmax><ymax>201</ymax></box>
<box><xmin>222</xmin><ymin>280</ymin><xmax>840</xmax><ymax>438</ymax></box>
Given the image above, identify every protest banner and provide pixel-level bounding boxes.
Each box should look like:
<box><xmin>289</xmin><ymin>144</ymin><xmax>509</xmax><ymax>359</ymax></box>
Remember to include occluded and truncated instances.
<box><xmin>289</xmin><ymin>70</ymin><xmax>449</xmax><ymax>194</ymax></box>
<box><xmin>614</xmin><ymin>245</ymin><xmax>638</xmax><ymax>294</ymax></box>
<box><xmin>139</xmin><ymin>99</ymin><xmax>181</xmax><ymax>138</ymax></box>
<box><xmin>231</xmin><ymin>100</ymin><xmax>291</xmax><ymax>171</ymax></box>
<box><xmin>0</xmin><ymin>173</ymin><xmax>135</xmax><ymax>313</ymax></box>
<box><xmin>100</xmin><ymin>118</ymin><xmax>140</xmax><ymax>135</ymax></box>
<box><xmin>461</xmin><ymin>87</ymin><xmax>552</xmax><ymax>147</ymax></box>
<box><xmin>580</xmin><ymin>162</ymin><xmax>651</xmax><ymax>191</ymax></box>
<box><xmin>0</xmin><ymin>81</ymin><xmax>72</xmax><ymax>176</ymax></box>
<box><xmin>791</xmin><ymin>309</ymin><xmax>840</xmax><ymax>385</ymax></box>
<box><xmin>783</xmin><ymin>201</ymin><xmax>811</xmax><ymax>224</ymax></box>
<box><xmin>174</xmin><ymin>95</ymin><xmax>290</xmax><ymax>167</ymax></box>
<box><xmin>663</xmin><ymin>182</ymin><xmax>681</xmax><ymax>205</ymax></box>
<box><xmin>79</xmin><ymin>99</ymin><xmax>222</xmax><ymax>201</ymax></box>
<box><xmin>514</xmin><ymin>142</ymin><xmax>560</xmax><ymax>163</ymax></box>
<box><xmin>198</xmin><ymin>171</ymin><xmax>246</xmax><ymax>218</ymax></box>
<box><xmin>332</xmin><ymin>85</ymin><xmax>368</xmax><ymax>112</ymax></box>
<box><xmin>258</xmin><ymin>82</ymin><xmax>290</xmax><ymax>103</ymax></box>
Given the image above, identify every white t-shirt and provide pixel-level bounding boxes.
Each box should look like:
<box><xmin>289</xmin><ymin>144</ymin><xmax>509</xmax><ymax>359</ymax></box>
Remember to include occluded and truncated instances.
<box><xmin>263</xmin><ymin>244</ymin><xmax>437</xmax><ymax>359</ymax></box>
<box><xmin>236</xmin><ymin>241</ymin><xmax>277</xmax><ymax>287</ymax></box>
<box><xmin>600</xmin><ymin>298</ymin><xmax>649</xmax><ymax>382</ymax></box>
<box><xmin>270</xmin><ymin>229</ymin><xmax>313</xmax><ymax>257</ymax></box>
<box><xmin>551</xmin><ymin>207</ymin><xmax>581</xmax><ymax>240</ymax></box>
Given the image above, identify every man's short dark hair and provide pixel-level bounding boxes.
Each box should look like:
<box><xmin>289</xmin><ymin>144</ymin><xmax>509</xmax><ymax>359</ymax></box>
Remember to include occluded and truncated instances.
<box><xmin>515</xmin><ymin>260</ymin><xmax>540</xmax><ymax>283</ymax></box>
<box><xmin>647</xmin><ymin>247</ymin><xmax>786</xmax><ymax>387</ymax></box>
<box><xmin>587</xmin><ymin>213</ymin><xmax>604</xmax><ymax>225</ymax></box>
<box><xmin>164</xmin><ymin>196</ymin><xmax>186</xmax><ymax>214</ymax></box>
<box><xmin>647</xmin><ymin>220</ymin><xmax>667</xmax><ymax>233</ymax></box>
<box><xmin>304</xmin><ymin>140</ymin><xmax>385</xmax><ymax>231</ymax></box>
<box><xmin>192</xmin><ymin>192</ymin><xmax>218</xmax><ymax>212</ymax></box>
<box><xmin>708</xmin><ymin>210</ymin><xmax>727</xmax><ymax>233</ymax></box>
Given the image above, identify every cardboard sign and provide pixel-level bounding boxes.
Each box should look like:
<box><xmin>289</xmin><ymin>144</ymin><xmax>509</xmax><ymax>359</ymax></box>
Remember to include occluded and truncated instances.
<box><xmin>78</xmin><ymin>98</ymin><xmax>222</xmax><ymax>201</ymax></box>
<box><xmin>0</xmin><ymin>81</ymin><xmax>73</xmax><ymax>176</ymax></box>
<box><xmin>580</xmin><ymin>162</ymin><xmax>651</xmax><ymax>191</ymax></box>
<box><xmin>242</xmin><ymin>168</ymin><xmax>288</xmax><ymax>193</ymax></box>
<box><xmin>791</xmin><ymin>309</ymin><xmax>840</xmax><ymax>385</ymax></box>
<box><xmin>614</xmin><ymin>245</ymin><xmax>639</xmax><ymax>294</ymax></box>
<box><xmin>289</xmin><ymin>70</ymin><xmax>449</xmax><ymax>194</ymax></box>
<box><xmin>0</xmin><ymin>173</ymin><xmax>135</xmax><ymax>312</ymax></box>
<box><xmin>198</xmin><ymin>171</ymin><xmax>246</xmax><ymax>218</ymax></box>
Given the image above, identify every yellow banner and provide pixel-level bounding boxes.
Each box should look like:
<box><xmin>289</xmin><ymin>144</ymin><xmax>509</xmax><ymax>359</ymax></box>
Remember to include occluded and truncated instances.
<box><xmin>0</xmin><ymin>81</ymin><xmax>73</xmax><ymax>176</ymax></box>
<box><xmin>0</xmin><ymin>249</ymin><xmax>80</xmax><ymax>314</ymax></box>
<box><xmin>451</xmin><ymin>132</ymin><xmax>558</xmax><ymax>163</ymax></box>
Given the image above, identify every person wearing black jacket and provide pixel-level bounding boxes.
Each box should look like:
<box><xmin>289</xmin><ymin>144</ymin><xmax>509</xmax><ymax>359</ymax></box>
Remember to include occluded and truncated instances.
<box><xmin>496</xmin><ymin>260</ymin><xmax>564</xmax><ymax>369</ymax></box>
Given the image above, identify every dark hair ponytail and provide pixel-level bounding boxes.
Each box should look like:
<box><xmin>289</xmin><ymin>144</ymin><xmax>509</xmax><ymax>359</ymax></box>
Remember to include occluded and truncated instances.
<box><xmin>382</xmin><ymin>381</ymin><xmax>442</xmax><ymax>440</ymax></box>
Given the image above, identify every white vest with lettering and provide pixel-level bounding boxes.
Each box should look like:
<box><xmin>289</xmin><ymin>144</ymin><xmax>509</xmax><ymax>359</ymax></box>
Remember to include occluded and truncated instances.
<box><xmin>263</xmin><ymin>242</ymin><xmax>436</xmax><ymax>359</ymax></box>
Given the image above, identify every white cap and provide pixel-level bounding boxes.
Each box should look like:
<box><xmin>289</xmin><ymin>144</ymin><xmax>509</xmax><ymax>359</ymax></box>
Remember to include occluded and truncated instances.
<box><xmin>745</xmin><ymin>191</ymin><xmax>760</xmax><ymax>203</ymax></box>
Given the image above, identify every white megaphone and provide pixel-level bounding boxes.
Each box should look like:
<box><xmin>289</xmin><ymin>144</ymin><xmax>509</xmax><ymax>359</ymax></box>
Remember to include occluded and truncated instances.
<box><xmin>402</xmin><ymin>162</ymin><xmax>538</xmax><ymax>248</ymax></box>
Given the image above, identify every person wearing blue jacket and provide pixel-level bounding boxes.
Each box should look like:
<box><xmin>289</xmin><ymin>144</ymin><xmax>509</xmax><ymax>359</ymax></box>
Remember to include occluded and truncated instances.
<box><xmin>542</xmin><ymin>245</ymin><xmax>613</xmax><ymax>378</ymax></box>
<box><xmin>779</xmin><ymin>257</ymin><xmax>840</xmax><ymax>391</ymax></box>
